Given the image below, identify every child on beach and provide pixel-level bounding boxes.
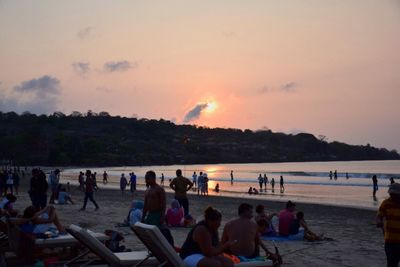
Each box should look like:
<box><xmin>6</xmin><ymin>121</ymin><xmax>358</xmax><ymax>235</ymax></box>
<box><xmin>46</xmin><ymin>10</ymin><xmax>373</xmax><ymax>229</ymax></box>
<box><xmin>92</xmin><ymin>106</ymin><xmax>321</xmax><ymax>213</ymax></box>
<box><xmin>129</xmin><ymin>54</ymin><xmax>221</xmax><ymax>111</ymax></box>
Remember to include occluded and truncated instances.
<box><xmin>58</xmin><ymin>188</ymin><xmax>74</xmax><ymax>204</ymax></box>
<box><xmin>165</xmin><ymin>199</ymin><xmax>184</xmax><ymax>227</ymax></box>
<box><xmin>127</xmin><ymin>200</ymin><xmax>144</xmax><ymax>226</ymax></box>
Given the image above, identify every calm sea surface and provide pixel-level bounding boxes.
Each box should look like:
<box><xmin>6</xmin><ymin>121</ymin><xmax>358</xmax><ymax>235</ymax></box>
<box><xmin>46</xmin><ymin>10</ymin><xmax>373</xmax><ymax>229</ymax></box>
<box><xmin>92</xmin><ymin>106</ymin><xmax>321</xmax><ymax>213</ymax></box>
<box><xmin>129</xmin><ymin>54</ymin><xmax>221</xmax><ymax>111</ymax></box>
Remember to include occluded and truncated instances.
<box><xmin>62</xmin><ymin>160</ymin><xmax>400</xmax><ymax>210</ymax></box>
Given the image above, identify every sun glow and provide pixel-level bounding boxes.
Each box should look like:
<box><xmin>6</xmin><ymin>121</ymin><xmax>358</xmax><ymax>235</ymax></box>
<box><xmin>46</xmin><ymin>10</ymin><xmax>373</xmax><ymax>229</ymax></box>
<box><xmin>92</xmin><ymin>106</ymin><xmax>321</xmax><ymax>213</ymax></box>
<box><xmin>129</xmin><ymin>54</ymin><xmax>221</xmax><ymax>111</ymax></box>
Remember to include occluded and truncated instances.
<box><xmin>205</xmin><ymin>101</ymin><xmax>217</xmax><ymax>114</ymax></box>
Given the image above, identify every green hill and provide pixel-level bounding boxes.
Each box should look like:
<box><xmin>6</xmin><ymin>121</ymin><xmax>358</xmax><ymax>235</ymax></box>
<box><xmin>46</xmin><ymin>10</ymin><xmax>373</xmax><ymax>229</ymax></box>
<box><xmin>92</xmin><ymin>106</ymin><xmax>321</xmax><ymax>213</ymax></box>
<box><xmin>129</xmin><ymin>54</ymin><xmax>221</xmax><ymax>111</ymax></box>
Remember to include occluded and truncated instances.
<box><xmin>0</xmin><ymin>111</ymin><xmax>398</xmax><ymax>166</ymax></box>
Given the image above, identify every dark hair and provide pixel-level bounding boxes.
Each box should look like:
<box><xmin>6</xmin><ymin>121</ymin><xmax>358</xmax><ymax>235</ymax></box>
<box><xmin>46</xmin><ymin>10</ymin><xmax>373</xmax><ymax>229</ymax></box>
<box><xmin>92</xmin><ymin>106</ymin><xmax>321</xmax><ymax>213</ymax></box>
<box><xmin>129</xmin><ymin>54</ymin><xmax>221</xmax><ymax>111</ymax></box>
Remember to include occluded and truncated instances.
<box><xmin>286</xmin><ymin>200</ymin><xmax>296</xmax><ymax>209</ymax></box>
<box><xmin>238</xmin><ymin>203</ymin><xmax>253</xmax><ymax>215</ymax></box>
<box><xmin>256</xmin><ymin>219</ymin><xmax>268</xmax><ymax>228</ymax></box>
<box><xmin>176</xmin><ymin>169</ymin><xmax>182</xmax><ymax>176</ymax></box>
<box><xmin>255</xmin><ymin>204</ymin><xmax>264</xmax><ymax>214</ymax></box>
<box><xmin>204</xmin><ymin>207</ymin><xmax>222</xmax><ymax>221</ymax></box>
<box><xmin>23</xmin><ymin>206</ymin><xmax>37</xmax><ymax>219</ymax></box>
<box><xmin>5</xmin><ymin>193</ymin><xmax>16</xmax><ymax>202</ymax></box>
<box><xmin>296</xmin><ymin>211</ymin><xmax>304</xmax><ymax>220</ymax></box>
<box><xmin>145</xmin><ymin>170</ymin><xmax>156</xmax><ymax>179</ymax></box>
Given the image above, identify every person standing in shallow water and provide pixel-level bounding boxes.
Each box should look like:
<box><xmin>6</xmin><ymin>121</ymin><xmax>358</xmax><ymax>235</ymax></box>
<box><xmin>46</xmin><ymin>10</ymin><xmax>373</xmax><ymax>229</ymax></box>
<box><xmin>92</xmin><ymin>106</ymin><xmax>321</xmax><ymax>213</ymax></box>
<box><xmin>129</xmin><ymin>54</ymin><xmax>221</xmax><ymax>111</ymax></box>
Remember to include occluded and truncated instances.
<box><xmin>372</xmin><ymin>175</ymin><xmax>378</xmax><ymax>197</ymax></box>
<box><xmin>271</xmin><ymin>178</ymin><xmax>275</xmax><ymax>193</ymax></box>
<box><xmin>334</xmin><ymin>170</ymin><xmax>338</xmax><ymax>180</ymax></box>
<box><xmin>329</xmin><ymin>171</ymin><xmax>333</xmax><ymax>180</ymax></box>
<box><xmin>263</xmin><ymin>174</ymin><xmax>268</xmax><ymax>191</ymax></box>
<box><xmin>258</xmin><ymin>174</ymin><xmax>263</xmax><ymax>191</ymax></box>
<box><xmin>280</xmin><ymin>176</ymin><xmax>285</xmax><ymax>194</ymax></box>
<box><xmin>230</xmin><ymin>170</ymin><xmax>234</xmax><ymax>185</ymax></box>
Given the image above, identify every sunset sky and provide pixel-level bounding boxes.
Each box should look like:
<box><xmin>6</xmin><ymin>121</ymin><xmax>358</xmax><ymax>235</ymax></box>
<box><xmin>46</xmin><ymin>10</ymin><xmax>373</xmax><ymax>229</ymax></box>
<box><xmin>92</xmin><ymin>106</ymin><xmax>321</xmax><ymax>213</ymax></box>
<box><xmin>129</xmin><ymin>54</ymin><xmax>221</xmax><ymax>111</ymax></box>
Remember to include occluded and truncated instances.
<box><xmin>0</xmin><ymin>1</ymin><xmax>399</xmax><ymax>151</ymax></box>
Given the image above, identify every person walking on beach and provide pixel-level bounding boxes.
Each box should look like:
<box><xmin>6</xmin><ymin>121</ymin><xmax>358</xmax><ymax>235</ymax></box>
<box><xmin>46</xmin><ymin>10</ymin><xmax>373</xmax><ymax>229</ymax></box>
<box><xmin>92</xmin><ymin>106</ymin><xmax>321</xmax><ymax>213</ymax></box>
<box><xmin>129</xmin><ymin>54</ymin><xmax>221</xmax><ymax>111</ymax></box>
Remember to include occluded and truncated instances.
<box><xmin>170</xmin><ymin>169</ymin><xmax>193</xmax><ymax>216</ymax></box>
<box><xmin>376</xmin><ymin>183</ymin><xmax>400</xmax><ymax>267</ymax></box>
<box><xmin>103</xmin><ymin>171</ymin><xmax>108</xmax><ymax>185</ymax></box>
<box><xmin>346</xmin><ymin>172</ymin><xmax>349</xmax><ymax>179</ymax></box>
<box><xmin>80</xmin><ymin>170</ymin><xmax>99</xmax><ymax>211</ymax></box>
<box><xmin>280</xmin><ymin>175</ymin><xmax>285</xmax><ymax>194</ymax></box>
<box><xmin>129</xmin><ymin>172</ymin><xmax>137</xmax><ymax>193</ymax></box>
<box><xmin>334</xmin><ymin>170</ymin><xmax>338</xmax><ymax>180</ymax></box>
<box><xmin>258</xmin><ymin>174</ymin><xmax>263</xmax><ymax>191</ymax></box>
<box><xmin>263</xmin><ymin>174</ymin><xmax>268</xmax><ymax>191</ymax></box>
<box><xmin>142</xmin><ymin>170</ymin><xmax>166</xmax><ymax>227</ymax></box>
<box><xmin>390</xmin><ymin>177</ymin><xmax>395</xmax><ymax>185</ymax></box>
<box><xmin>120</xmin><ymin>173</ymin><xmax>128</xmax><ymax>195</ymax></box>
<box><xmin>329</xmin><ymin>171</ymin><xmax>333</xmax><ymax>180</ymax></box>
<box><xmin>192</xmin><ymin>172</ymin><xmax>197</xmax><ymax>189</ymax></box>
<box><xmin>231</xmin><ymin>170</ymin><xmax>234</xmax><ymax>185</ymax></box>
<box><xmin>271</xmin><ymin>178</ymin><xmax>275</xmax><ymax>193</ymax></box>
<box><xmin>372</xmin><ymin>175</ymin><xmax>378</xmax><ymax>197</ymax></box>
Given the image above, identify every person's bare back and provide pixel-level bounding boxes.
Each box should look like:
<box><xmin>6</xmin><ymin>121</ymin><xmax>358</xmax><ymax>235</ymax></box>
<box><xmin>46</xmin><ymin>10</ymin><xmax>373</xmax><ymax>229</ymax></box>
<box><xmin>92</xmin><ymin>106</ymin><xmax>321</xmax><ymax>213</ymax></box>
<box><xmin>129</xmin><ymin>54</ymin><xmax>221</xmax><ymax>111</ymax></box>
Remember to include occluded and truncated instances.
<box><xmin>222</xmin><ymin>217</ymin><xmax>258</xmax><ymax>257</ymax></box>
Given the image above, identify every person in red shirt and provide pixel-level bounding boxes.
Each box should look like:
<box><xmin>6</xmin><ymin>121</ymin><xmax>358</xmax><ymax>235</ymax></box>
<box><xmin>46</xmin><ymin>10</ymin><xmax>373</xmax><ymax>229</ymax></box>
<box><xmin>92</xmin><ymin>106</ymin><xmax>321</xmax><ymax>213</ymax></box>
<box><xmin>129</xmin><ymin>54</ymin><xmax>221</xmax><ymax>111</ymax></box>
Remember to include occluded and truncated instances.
<box><xmin>278</xmin><ymin>201</ymin><xmax>296</xmax><ymax>236</ymax></box>
<box><xmin>79</xmin><ymin>170</ymin><xmax>99</xmax><ymax>211</ymax></box>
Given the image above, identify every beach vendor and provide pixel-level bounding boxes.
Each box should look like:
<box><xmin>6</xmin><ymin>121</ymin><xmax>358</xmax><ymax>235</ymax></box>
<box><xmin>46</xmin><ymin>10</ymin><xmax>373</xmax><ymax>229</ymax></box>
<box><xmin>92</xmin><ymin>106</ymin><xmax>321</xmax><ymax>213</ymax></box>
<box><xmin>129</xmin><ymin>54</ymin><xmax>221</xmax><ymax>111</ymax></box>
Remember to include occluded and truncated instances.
<box><xmin>377</xmin><ymin>183</ymin><xmax>400</xmax><ymax>267</ymax></box>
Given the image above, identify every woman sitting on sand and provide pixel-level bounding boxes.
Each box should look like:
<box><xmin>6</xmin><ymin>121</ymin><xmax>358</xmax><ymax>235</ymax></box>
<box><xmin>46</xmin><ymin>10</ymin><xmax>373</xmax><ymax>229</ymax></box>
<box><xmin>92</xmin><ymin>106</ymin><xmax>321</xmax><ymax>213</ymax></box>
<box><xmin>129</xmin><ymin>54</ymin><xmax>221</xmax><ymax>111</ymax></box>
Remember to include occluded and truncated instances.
<box><xmin>165</xmin><ymin>199</ymin><xmax>184</xmax><ymax>227</ymax></box>
<box><xmin>290</xmin><ymin>211</ymin><xmax>331</xmax><ymax>241</ymax></box>
<box><xmin>180</xmin><ymin>207</ymin><xmax>237</xmax><ymax>267</ymax></box>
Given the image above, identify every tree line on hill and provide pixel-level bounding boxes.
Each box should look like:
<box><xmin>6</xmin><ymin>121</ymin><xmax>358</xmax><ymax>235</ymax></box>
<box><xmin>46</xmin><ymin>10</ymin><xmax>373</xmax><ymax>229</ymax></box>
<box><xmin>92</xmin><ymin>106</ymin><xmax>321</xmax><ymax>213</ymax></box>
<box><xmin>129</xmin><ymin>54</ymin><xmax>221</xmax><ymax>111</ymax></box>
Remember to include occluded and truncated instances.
<box><xmin>0</xmin><ymin>111</ymin><xmax>398</xmax><ymax>166</ymax></box>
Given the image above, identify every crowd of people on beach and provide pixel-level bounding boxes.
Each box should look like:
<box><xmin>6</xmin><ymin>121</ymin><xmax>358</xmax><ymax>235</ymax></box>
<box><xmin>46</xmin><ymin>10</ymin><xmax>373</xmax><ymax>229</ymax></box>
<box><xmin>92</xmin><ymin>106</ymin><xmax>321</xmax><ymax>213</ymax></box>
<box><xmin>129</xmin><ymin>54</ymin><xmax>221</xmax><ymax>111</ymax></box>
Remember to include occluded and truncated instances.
<box><xmin>1</xmin><ymin>163</ymin><xmax>400</xmax><ymax>266</ymax></box>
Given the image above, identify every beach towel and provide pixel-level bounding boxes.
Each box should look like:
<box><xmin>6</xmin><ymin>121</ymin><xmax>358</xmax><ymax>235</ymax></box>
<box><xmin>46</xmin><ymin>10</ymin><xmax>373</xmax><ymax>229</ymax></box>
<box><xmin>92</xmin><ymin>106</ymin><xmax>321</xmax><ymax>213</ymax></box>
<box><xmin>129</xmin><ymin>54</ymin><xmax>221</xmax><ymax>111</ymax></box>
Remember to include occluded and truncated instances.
<box><xmin>261</xmin><ymin>229</ymin><xmax>304</xmax><ymax>242</ymax></box>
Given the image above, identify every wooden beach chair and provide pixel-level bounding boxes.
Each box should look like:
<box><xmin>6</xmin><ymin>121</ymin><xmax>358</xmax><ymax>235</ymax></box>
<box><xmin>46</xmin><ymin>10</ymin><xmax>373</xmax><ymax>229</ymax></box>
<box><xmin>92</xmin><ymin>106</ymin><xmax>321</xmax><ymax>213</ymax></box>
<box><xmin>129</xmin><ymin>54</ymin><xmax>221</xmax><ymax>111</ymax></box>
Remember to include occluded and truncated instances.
<box><xmin>131</xmin><ymin>222</ymin><xmax>274</xmax><ymax>267</ymax></box>
<box><xmin>67</xmin><ymin>224</ymin><xmax>159</xmax><ymax>267</ymax></box>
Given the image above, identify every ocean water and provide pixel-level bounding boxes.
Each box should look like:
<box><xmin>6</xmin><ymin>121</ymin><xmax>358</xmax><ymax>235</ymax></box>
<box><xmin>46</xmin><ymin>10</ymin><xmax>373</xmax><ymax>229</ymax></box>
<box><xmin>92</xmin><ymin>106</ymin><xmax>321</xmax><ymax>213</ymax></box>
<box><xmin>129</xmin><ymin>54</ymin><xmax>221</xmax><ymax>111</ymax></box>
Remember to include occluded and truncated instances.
<box><xmin>62</xmin><ymin>160</ymin><xmax>400</xmax><ymax>210</ymax></box>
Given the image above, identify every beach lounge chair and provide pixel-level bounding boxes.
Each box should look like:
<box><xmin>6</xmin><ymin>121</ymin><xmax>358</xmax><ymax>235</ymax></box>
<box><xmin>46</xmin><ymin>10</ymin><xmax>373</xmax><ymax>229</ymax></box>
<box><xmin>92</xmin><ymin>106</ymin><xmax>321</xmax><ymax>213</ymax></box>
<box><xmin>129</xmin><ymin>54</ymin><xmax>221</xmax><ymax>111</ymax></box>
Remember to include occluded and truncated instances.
<box><xmin>131</xmin><ymin>222</ymin><xmax>274</xmax><ymax>267</ymax></box>
<box><xmin>67</xmin><ymin>224</ymin><xmax>159</xmax><ymax>267</ymax></box>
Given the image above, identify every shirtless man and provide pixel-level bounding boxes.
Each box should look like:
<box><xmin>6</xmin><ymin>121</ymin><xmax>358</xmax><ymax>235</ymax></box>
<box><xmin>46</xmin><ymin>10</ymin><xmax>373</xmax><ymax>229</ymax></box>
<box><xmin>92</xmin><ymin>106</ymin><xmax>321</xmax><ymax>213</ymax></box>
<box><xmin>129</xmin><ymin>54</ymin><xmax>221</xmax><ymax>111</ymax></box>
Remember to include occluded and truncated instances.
<box><xmin>221</xmin><ymin>203</ymin><xmax>277</xmax><ymax>259</ymax></box>
<box><xmin>142</xmin><ymin>170</ymin><xmax>166</xmax><ymax>227</ymax></box>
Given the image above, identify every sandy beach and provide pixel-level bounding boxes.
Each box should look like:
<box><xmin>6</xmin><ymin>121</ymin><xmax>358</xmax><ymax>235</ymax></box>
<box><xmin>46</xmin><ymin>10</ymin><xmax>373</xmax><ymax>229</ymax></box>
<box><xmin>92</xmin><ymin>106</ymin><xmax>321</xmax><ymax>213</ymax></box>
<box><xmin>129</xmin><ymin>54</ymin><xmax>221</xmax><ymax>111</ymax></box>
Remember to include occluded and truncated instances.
<box><xmin>10</xmin><ymin>174</ymin><xmax>386</xmax><ymax>267</ymax></box>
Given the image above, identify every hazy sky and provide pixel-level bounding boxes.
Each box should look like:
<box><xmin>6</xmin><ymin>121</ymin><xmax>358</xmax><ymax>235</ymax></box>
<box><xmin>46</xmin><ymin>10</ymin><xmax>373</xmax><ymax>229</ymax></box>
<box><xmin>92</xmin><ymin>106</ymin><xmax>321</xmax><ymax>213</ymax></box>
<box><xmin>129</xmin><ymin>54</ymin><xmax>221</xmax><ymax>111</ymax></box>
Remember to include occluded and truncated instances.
<box><xmin>1</xmin><ymin>0</ymin><xmax>399</xmax><ymax>151</ymax></box>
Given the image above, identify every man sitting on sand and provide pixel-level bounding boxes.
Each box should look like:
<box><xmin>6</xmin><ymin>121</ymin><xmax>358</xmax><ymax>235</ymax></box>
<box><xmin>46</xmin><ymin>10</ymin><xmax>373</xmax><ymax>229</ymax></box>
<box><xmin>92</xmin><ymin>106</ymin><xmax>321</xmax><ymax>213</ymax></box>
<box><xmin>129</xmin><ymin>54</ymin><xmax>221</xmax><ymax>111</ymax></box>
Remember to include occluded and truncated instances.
<box><xmin>278</xmin><ymin>201</ymin><xmax>296</xmax><ymax>236</ymax></box>
<box><xmin>221</xmin><ymin>203</ymin><xmax>277</xmax><ymax>260</ymax></box>
<box><xmin>377</xmin><ymin>183</ymin><xmax>400</xmax><ymax>267</ymax></box>
<box><xmin>142</xmin><ymin>170</ymin><xmax>166</xmax><ymax>227</ymax></box>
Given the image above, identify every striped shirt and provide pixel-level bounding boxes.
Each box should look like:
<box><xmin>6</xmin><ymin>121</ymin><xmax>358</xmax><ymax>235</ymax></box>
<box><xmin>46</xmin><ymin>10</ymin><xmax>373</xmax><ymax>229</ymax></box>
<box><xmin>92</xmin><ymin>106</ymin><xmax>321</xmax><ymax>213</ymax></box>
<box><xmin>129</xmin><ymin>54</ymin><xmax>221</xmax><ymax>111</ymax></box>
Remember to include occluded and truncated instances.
<box><xmin>378</xmin><ymin>198</ymin><xmax>400</xmax><ymax>243</ymax></box>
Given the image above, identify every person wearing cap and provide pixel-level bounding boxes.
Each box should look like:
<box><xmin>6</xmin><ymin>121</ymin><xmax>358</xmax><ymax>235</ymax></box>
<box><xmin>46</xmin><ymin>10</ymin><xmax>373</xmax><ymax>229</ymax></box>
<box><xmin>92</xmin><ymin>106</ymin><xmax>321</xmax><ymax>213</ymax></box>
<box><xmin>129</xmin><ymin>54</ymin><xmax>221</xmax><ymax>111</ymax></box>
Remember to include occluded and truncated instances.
<box><xmin>376</xmin><ymin>183</ymin><xmax>400</xmax><ymax>267</ymax></box>
<box><xmin>278</xmin><ymin>201</ymin><xmax>296</xmax><ymax>236</ymax></box>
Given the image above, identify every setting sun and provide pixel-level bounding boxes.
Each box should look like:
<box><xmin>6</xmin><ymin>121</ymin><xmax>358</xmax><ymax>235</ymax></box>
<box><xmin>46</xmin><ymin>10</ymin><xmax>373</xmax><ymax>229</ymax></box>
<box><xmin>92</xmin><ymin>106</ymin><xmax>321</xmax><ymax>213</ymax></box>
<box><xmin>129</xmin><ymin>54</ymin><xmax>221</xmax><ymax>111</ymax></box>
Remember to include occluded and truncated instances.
<box><xmin>205</xmin><ymin>101</ymin><xmax>217</xmax><ymax>114</ymax></box>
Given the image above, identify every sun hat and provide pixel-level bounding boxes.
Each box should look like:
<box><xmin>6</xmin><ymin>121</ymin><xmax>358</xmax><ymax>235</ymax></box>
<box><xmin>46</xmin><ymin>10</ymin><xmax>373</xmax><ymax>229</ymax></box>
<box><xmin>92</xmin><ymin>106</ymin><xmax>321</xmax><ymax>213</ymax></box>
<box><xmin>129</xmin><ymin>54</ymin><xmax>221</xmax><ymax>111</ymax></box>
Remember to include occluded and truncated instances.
<box><xmin>388</xmin><ymin>183</ymin><xmax>400</xmax><ymax>195</ymax></box>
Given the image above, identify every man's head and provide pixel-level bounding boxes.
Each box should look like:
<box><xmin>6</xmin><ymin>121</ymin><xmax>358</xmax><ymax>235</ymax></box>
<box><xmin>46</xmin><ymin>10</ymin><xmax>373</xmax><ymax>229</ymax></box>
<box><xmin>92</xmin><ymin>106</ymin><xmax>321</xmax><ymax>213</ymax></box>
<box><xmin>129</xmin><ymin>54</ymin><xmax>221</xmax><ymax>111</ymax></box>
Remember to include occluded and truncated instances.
<box><xmin>86</xmin><ymin>170</ymin><xmax>91</xmax><ymax>177</ymax></box>
<box><xmin>286</xmin><ymin>200</ymin><xmax>296</xmax><ymax>212</ymax></box>
<box><xmin>55</xmin><ymin>169</ymin><xmax>60</xmax><ymax>174</ymax></box>
<box><xmin>255</xmin><ymin>204</ymin><xmax>264</xmax><ymax>214</ymax></box>
<box><xmin>176</xmin><ymin>169</ymin><xmax>182</xmax><ymax>177</ymax></box>
<box><xmin>145</xmin><ymin>170</ymin><xmax>157</xmax><ymax>186</ymax></box>
<box><xmin>238</xmin><ymin>203</ymin><xmax>253</xmax><ymax>219</ymax></box>
<box><xmin>388</xmin><ymin>183</ymin><xmax>400</xmax><ymax>201</ymax></box>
